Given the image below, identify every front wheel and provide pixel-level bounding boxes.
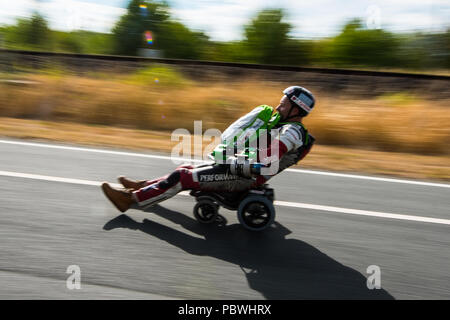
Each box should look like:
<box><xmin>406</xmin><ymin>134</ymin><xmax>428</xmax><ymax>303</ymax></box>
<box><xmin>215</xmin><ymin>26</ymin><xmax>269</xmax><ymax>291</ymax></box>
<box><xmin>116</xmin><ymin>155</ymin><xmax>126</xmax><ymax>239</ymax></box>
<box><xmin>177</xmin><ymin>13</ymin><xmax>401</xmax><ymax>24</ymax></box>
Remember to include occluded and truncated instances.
<box><xmin>237</xmin><ymin>195</ymin><xmax>275</xmax><ymax>231</ymax></box>
<box><xmin>193</xmin><ymin>199</ymin><xmax>219</xmax><ymax>224</ymax></box>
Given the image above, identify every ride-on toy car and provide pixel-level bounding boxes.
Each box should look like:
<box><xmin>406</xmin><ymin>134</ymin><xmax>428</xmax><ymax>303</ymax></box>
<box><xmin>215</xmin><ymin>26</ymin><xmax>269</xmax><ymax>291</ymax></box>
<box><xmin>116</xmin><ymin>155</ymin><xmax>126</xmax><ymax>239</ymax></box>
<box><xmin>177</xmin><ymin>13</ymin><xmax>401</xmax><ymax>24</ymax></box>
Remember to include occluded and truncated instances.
<box><xmin>189</xmin><ymin>183</ymin><xmax>275</xmax><ymax>231</ymax></box>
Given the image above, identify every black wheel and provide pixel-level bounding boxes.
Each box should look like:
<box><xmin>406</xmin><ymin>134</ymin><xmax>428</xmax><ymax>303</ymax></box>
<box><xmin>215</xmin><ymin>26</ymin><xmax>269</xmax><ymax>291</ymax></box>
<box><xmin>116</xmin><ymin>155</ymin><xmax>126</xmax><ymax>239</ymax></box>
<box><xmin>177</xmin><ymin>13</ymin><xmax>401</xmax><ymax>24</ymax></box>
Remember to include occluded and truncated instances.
<box><xmin>237</xmin><ymin>195</ymin><xmax>275</xmax><ymax>231</ymax></box>
<box><xmin>193</xmin><ymin>199</ymin><xmax>219</xmax><ymax>224</ymax></box>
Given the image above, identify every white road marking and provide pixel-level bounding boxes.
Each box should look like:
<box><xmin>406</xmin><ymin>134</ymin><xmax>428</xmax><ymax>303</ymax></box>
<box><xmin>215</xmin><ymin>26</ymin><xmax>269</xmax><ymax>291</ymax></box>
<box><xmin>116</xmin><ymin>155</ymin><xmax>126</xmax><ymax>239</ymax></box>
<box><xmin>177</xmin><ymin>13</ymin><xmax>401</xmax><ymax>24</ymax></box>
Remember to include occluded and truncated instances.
<box><xmin>0</xmin><ymin>139</ymin><xmax>196</xmax><ymax>163</ymax></box>
<box><xmin>285</xmin><ymin>168</ymin><xmax>450</xmax><ymax>188</ymax></box>
<box><xmin>276</xmin><ymin>200</ymin><xmax>450</xmax><ymax>226</ymax></box>
<box><xmin>0</xmin><ymin>170</ymin><xmax>102</xmax><ymax>186</ymax></box>
<box><xmin>1</xmin><ymin>170</ymin><xmax>449</xmax><ymax>226</ymax></box>
<box><xmin>0</xmin><ymin>139</ymin><xmax>449</xmax><ymax>188</ymax></box>
<box><xmin>0</xmin><ymin>80</ymin><xmax>39</xmax><ymax>85</ymax></box>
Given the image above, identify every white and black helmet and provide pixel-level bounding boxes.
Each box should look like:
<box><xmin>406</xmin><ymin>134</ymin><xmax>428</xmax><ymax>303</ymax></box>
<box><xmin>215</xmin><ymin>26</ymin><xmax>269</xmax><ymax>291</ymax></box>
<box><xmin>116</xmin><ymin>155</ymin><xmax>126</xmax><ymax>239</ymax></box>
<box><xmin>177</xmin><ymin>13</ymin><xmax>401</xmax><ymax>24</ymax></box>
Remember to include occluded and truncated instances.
<box><xmin>283</xmin><ymin>86</ymin><xmax>315</xmax><ymax>118</ymax></box>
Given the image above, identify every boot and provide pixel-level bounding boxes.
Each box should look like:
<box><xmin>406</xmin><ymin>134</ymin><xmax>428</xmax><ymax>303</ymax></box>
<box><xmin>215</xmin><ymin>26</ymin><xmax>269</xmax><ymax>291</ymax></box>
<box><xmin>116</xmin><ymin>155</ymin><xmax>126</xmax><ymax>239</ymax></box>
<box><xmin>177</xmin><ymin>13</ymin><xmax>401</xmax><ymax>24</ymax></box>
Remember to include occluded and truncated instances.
<box><xmin>117</xmin><ymin>176</ymin><xmax>148</xmax><ymax>191</ymax></box>
<box><xmin>101</xmin><ymin>182</ymin><xmax>135</xmax><ymax>212</ymax></box>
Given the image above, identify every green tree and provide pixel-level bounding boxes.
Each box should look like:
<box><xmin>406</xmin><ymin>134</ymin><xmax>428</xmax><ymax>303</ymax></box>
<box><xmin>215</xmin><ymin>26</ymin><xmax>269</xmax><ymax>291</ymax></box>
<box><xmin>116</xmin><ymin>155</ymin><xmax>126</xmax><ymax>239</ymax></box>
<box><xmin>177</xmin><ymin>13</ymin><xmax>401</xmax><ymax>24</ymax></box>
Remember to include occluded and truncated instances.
<box><xmin>13</xmin><ymin>12</ymin><xmax>53</xmax><ymax>50</ymax></box>
<box><xmin>112</xmin><ymin>0</ymin><xmax>170</xmax><ymax>55</ymax></box>
<box><xmin>55</xmin><ymin>32</ymin><xmax>83</xmax><ymax>53</ymax></box>
<box><xmin>157</xmin><ymin>21</ymin><xmax>209</xmax><ymax>59</ymax></box>
<box><xmin>420</xmin><ymin>30</ymin><xmax>450</xmax><ymax>69</ymax></box>
<box><xmin>204</xmin><ymin>41</ymin><xmax>253</xmax><ymax>63</ymax></box>
<box><xmin>243</xmin><ymin>9</ymin><xmax>291</xmax><ymax>64</ymax></box>
<box><xmin>283</xmin><ymin>39</ymin><xmax>313</xmax><ymax>66</ymax></box>
<box><xmin>328</xmin><ymin>19</ymin><xmax>400</xmax><ymax>68</ymax></box>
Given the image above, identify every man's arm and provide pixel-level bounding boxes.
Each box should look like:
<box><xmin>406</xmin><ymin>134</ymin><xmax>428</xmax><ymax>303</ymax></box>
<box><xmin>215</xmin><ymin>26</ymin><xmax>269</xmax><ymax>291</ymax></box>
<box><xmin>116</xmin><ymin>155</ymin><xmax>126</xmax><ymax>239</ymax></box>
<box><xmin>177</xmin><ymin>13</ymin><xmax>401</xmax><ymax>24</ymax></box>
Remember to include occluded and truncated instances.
<box><xmin>227</xmin><ymin>123</ymin><xmax>306</xmax><ymax>178</ymax></box>
<box><xmin>258</xmin><ymin>124</ymin><xmax>303</xmax><ymax>165</ymax></box>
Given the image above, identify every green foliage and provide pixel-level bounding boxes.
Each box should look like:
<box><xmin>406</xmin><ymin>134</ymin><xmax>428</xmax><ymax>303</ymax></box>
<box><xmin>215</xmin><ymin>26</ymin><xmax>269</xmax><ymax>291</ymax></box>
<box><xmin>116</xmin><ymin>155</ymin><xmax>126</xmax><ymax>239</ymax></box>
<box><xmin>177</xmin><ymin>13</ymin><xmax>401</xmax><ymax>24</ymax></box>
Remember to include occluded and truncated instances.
<box><xmin>208</xmin><ymin>9</ymin><xmax>312</xmax><ymax>66</ymax></box>
<box><xmin>202</xmin><ymin>41</ymin><xmax>253</xmax><ymax>63</ymax></box>
<box><xmin>73</xmin><ymin>31</ymin><xmax>114</xmax><ymax>54</ymax></box>
<box><xmin>243</xmin><ymin>9</ymin><xmax>291</xmax><ymax>64</ymax></box>
<box><xmin>283</xmin><ymin>39</ymin><xmax>313</xmax><ymax>66</ymax></box>
<box><xmin>156</xmin><ymin>21</ymin><xmax>209</xmax><ymax>59</ymax></box>
<box><xmin>112</xmin><ymin>0</ymin><xmax>170</xmax><ymax>55</ymax></box>
<box><xmin>125</xmin><ymin>65</ymin><xmax>191</xmax><ymax>87</ymax></box>
<box><xmin>5</xmin><ymin>12</ymin><xmax>53</xmax><ymax>50</ymax></box>
<box><xmin>53</xmin><ymin>31</ymin><xmax>114</xmax><ymax>54</ymax></box>
<box><xmin>204</xmin><ymin>9</ymin><xmax>307</xmax><ymax>66</ymax></box>
<box><xmin>0</xmin><ymin>15</ymin><xmax>113</xmax><ymax>54</ymax></box>
<box><xmin>0</xmin><ymin>4</ymin><xmax>448</xmax><ymax>71</ymax></box>
<box><xmin>326</xmin><ymin>19</ymin><xmax>400</xmax><ymax>67</ymax></box>
<box><xmin>55</xmin><ymin>32</ymin><xmax>83</xmax><ymax>53</ymax></box>
<box><xmin>22</xmin><ymin>13</ymin><xmax>52</xmax><ymax>49</ymax></box>
<box><xmin>112</xmin><ymin>1</ymin><xmax>208</xmax><ymax>59</ymax></box>
<box><xmin>397</xmin><ymin>30</ymin><xmax>450</xmax><ymax>69</ymax></box>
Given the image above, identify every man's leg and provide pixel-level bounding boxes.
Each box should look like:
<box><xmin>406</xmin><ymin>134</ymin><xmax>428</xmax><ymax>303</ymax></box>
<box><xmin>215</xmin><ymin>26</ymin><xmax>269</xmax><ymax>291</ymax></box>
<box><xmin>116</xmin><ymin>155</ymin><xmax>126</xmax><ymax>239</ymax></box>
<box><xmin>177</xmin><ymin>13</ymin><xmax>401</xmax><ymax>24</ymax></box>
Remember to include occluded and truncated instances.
<box><xmin>132</xmin><ymin>167</ymin><xmax>198</xmax><ymax>207</ymax></box>
<box><xmin>117</xmin><ymin>164</ymin><xmax>195</xmax><ymax>190</ymax></box>
<box><xmin>117</xmin><ymin>175</ymin><xmax>168</xmax><ymax>190</ymax></box>
<box><xmin>102</xmin><ymin>164</ymin><xmax>269</xmax><ymax>212</ymax></box>
<box><xmin>102</xmin><ymin>167</ymin><xmax>199</xmax><ymax>212</ymax></box>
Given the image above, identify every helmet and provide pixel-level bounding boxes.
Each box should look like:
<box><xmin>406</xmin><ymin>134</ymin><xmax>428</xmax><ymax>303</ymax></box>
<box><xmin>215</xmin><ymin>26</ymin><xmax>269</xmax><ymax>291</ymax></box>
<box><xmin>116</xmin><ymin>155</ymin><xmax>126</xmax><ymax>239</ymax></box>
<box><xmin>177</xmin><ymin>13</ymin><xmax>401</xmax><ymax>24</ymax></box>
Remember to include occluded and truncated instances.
<box><xmin>283</xmin><ymin>86</ymin><xmax>315</xmax><ymax>117</ymax></box>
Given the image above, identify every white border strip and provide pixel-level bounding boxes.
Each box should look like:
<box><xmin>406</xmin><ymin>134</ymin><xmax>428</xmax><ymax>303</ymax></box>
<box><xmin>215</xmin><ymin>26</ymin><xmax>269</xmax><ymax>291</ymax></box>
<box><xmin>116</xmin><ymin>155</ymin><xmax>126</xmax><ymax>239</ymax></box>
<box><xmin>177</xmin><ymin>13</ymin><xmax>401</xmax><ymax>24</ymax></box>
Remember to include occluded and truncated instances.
<box><xmin>0</xmin><ymin>139</ymin><xmax>449</xmax><ymax>188</ymax></box>
<box><xmin>1</xmin><ymin>170</ymin><xmax>449</xmax><ymax>226</ymax></box>
<box><xmin>275</xmin><ymin>200</ymin><xmax>450</xmax><ymax>226</ymax></box>
<box><xmin>0</xmin><ymin>139</ymin><xmax>200</xmax><ymax>163</ymax></box>
<box><xmin>0</xmin><ymin>170</ymin><xmax>119</xmax><ymax>188</ymax></box>
<box><xmin>285</xmin><ymin>168</ymin><xmax>450</xmax><ymax>188</ymax></box>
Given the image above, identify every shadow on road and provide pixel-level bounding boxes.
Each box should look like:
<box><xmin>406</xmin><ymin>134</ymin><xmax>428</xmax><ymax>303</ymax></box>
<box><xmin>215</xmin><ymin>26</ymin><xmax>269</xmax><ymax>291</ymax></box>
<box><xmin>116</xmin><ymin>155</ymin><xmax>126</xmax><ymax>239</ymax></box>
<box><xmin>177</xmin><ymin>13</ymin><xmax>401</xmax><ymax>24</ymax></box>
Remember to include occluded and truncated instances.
<box><xmin>103</xmin><ymin>205</ymin><xmax>394</xmax><ymax>299</ymax></box>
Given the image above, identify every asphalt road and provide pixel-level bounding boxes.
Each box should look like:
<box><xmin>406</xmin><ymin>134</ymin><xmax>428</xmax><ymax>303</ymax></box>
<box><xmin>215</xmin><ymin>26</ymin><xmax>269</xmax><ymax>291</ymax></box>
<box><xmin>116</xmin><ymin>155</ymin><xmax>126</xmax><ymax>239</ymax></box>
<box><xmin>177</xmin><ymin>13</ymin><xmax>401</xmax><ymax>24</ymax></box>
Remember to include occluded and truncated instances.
<box><xmin>0</xmin><ymin>138</ymin><xmax>449</xmax><ymax>299</ymax></box>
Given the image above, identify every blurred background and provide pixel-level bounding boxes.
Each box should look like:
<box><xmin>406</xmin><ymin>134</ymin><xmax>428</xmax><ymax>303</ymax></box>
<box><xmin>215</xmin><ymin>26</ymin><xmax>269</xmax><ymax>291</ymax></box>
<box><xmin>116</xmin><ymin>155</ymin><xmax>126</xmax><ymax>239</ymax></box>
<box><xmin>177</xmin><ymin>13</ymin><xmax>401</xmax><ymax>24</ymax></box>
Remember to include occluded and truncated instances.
<box><xmin>0</xmin><ymin>0</ymin><xmax>449</xmax><ymax>179</ymax></box>
<box><xmin>0</xmin><ymin>0</ymin><xmax>449</xmax><ymax>68</ymax></box>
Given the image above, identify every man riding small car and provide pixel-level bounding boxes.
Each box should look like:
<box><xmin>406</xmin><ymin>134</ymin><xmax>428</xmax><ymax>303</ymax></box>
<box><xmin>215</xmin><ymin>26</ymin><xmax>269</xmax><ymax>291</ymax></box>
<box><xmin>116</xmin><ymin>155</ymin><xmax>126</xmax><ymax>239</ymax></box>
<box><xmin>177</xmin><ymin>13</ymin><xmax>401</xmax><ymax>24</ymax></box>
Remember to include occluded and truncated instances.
<box><xmin>101</xmin><ymin>86</ymin><xmax>316</xmax><ymax>212</ymax></box>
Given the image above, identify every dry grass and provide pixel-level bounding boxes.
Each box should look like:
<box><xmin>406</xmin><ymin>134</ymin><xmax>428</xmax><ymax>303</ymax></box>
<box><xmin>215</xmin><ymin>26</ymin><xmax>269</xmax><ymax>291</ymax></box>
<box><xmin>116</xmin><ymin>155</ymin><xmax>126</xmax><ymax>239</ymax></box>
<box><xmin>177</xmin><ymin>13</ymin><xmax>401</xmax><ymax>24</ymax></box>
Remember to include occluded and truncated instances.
<box><xmin>0</xmin><ymin>117</ymin><xmax>448</xmax><ymax>181</ymax></box>
<box><xmin>0</xmin><ymin>67</ymin><xmax>449</xmax><ymax>181</ymax></box>
<box><xmin>1</xmin><ymin>71</ymin><xmax>448</xmax><ymax>157</ymax></box>
<box><xmin>306</xmin><ymin>95</ymin><xmax>450</xmax><ymax>155</ymax></box>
